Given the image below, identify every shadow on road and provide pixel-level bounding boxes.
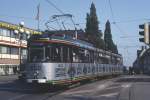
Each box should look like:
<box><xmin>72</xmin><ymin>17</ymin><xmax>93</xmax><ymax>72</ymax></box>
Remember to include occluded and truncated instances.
<box><xmin>0</xmin><ymin>79</ymin><xmax>65</xmax><ymax>94</ymax></box>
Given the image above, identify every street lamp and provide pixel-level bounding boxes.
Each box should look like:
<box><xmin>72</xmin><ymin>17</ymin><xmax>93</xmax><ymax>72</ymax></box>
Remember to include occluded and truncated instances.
<box><xmin>14</xmin><ymin>22</ymin><xmax>30</xmax><ymax>72</ymax></box>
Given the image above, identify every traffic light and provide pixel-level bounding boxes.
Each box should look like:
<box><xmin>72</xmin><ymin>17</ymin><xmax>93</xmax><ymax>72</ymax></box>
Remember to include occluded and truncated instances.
<box><xmin>139</xmin><ymin>23</ymin><xmax>150</xmax><ymax>44</ymax></box>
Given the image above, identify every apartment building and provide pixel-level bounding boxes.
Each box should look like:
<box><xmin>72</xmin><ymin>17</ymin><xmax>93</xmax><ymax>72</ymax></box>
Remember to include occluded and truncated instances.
<box><xmin>0</xmin><ymin>21</ymin><xmax>41</xmax><ymax>75</ymax></box>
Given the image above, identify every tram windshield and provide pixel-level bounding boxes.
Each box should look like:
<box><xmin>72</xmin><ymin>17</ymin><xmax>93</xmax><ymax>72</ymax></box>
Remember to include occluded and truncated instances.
<box><xmin>28</xmin><ymin>44</ymin><xmax>85</xmax><ymax>63</ymax></box>
<box><xmin>29</xmin><ymin>47</ymin><xmax>45</xmax><ymax>62</ymax></box>
<box><xmin>29</xmin><ymin>45</ymin><xmax>63</xmax><ymax>63</ymax></box>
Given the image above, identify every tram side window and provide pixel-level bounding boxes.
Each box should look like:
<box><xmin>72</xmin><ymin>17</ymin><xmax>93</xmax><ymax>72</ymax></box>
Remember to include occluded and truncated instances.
<box><xmin>89</xmin><ymin>51</ymin><xmax>94</xmax><ymax>63</ymax></box>
<box><xmin>71</xmin><ymin>48</ymin><xmax>91</xmax><ymax>63</ymax></box>
<box><xmin>71</xmin><ymin>48</ymin><xmax>93</xmax><ymax>63</ymax></box>
<box><xmin>45</xmin><ymin>47</ymin><xmax>51</xmax><ymax>62</ymax></box>
<box><xmin>84</xmin><ymin>50</ymin><xmax>90</xmax><ymax>63</ymax></box>
<box><xmin>79</xmin><ymin>49</ymin><xmax>86</xmax><ymax>63</ymax></box>
<box><xmin>72</xmin><ymin>48</ymin><xmax>79</xmax><ymax>63</ymax></box>
<box><xmin>51</xmin><ymin>47</ymin><xmax>61</xmax><ymax>62</ymax></box>
<box><xmin>62</xmin><ymin>46</ymin><xmax>68</xmax><ymax>62</ymax></box>
<box><xmin>72</xmin><ymin>48</ymin><xmax>85</xmax><ymax>63</ymax></box>
<box><xmin>69</xmin><ymin>47</ymin><xmax>73</xmax><ymax>62</ymax></box>
<box><xmin>62</xmin><ymin>47</ymin><xmax>73</xmax><ymax>63</ymax></box>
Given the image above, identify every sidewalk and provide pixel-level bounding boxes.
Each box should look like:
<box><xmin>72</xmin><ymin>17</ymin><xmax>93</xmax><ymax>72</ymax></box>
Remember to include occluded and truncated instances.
<box><xmin>130</xmin><ymin>82</ymin><xmax>150</xmax><ymax>100</ymax></box>
<box><xmin>0</xmin><ymin>75</ymin><xmax>18</xmax><ymax>82</ymax></box>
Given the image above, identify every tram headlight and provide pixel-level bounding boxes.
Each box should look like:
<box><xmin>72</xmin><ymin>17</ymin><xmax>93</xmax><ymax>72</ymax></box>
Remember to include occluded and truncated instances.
<box><xmin>33</xmin><ymin>73</ymin><xmax>37</xmax><ymax>76</ymax></box>
<box><xmin>33</xmin><ymin>71</ymin><xmax>39</xmax><ymax>77</ymax></box>
<box><xmin>43</xmin><ymin>77</ymin><xmax>47</xmax><ymax>79</ymax></box>
<box><xmin>36</xmin><ymin>70</ymin><xmax>39</xmax><ymax>74</ymax></box>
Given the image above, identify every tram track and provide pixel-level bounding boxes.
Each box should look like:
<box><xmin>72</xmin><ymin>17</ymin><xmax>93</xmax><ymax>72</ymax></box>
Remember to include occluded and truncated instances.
<box><xmin>38</xmin><ymin>76</ymin><xmax>121</xmax><ymax>100</ymax></box>
<box><xmin>0</xmin><ymin>75</ymin><xmax>122</xmax><ymax>100</ymax></box>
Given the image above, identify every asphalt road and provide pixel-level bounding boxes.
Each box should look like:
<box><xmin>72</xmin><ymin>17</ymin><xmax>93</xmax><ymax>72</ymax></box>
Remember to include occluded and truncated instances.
<box><xmin>0</xmin><ymin>75</ymin><xmax>150</xmax><ymax>100</ymax></box>
<box><xmin>0</xmin><ymin>75</ymin><xmax>63</xmax><ymax>100</ymax></box>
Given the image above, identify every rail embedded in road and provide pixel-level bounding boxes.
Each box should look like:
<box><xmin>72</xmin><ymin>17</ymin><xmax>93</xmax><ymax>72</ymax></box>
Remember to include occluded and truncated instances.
<box><xmin>116</xmin><ymin>75</ymin><xmax>150</xmax><ymax>82</ymax></box>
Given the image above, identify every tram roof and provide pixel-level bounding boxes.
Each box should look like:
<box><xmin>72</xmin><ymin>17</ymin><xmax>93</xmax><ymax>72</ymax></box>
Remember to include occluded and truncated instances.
<box><xmin>34</xmin><ymin>36</ymin><xmax>96</xmax><ymax>50</ymax></box>
<box><xmin>30</xmin><ymin>35</ymin><xmax>122</xmax><ymax>58</ymax></box>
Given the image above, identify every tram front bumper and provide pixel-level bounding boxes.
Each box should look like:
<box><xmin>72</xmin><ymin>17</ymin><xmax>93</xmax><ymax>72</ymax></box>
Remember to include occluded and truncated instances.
<box><xmin>27</xmin><ymin>79</ymin><xmax>47</xmax><ymax>83</ymax></box>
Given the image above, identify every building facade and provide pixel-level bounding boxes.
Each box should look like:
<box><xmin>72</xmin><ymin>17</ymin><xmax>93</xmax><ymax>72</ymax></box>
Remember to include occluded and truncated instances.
<box><xmin>138</xmin><ymin>48</ymin><xmax>150</xmax><ymax>74</ymax></box>
<box><xmin>0</xmin><ymin>21</ymin><xmax>41</xmax><ymax>75</ymax></box>
<box><xmin>133</xmin><ymin>46</ymin><xmax>150</xmax><ymax>74</ymax></box>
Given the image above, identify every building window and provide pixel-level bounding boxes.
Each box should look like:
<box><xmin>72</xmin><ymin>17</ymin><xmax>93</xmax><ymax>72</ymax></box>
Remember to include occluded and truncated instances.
<box><xmin>10</xmin><ymin>47</ymin><xmax>19</xmax><ymax>55</ymax></box>
<box><xmin>21</xmin><ymin>49</ymin><xmax>27</xmax><ymax>59</ymax></box>
<box><xmin>10</xmin><ymin>30</ymin><xmax>18</xmax><ymax>38</ymax></box>
<box><xmin>21</xmin><ymin>49</ymin><xmax>27</xmax><ymax>55</ymax></box>
<box><xmin>2</xmin><ymin>29</ymin><xmax>10</xmax><ymax>37</ymax></box>
<box><xmin>0</xmin><ymin>28</ymin><xmax>3</xmax><ymax>36</ymax></box>
<box><xmin>0</xmin><ymin>46</ymin><xmax>10</xmax><ymax>54</ymax></box>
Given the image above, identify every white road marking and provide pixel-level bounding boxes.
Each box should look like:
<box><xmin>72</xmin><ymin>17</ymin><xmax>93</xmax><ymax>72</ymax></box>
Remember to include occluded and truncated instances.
<box><xmin>98</xmin><ymin>84</ymin><xmax>106</xmax><ymax>89</ymax></box>
<box><xmin>99</xmin><ymin>92</ymin><xmax>118</xmax><ymax>97</ymax></box>
<box><xmin>66</xmin><ymin>92</ymin><xmax>119</xmax><ymax>99</ymax></box>
<box><xmin>105</xmin><ymin>86</ymin><xmax>120</xmax><ymax>90</ymax></box>
<box><xmin>7</xmin><ymin>94</ymin><xmax>28</xmax><ymax>100</ymax></box>
<box><xmin>62</xmin><ymin>89</ymin><xmax>94</xmax><ymax>95</ymax></box>
<box><xmin>62</xmin><ymin>84</ymin><xmax>108</xmax><ymax>95</ymax></box>
<box><xmin>63</xmin><ymin>82</ymin><xmax>113</xmax><ymax>95</ymax></box>
<box><xmin>72</xmin><ymin>94</ymin><xmax>89</xmax><ymax>98</ymax></box>
<box><xmin>121</xmin><ymin>84</ymin><xmax>131</xmax><ymax>88</ymax></box>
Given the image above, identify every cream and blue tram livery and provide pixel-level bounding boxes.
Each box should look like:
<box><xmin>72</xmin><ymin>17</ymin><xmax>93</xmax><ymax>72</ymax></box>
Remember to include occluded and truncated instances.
<box><xmin>25</xmin><ymin>34</ymin><xmax>123</xmax><ymax>84</ymax></box>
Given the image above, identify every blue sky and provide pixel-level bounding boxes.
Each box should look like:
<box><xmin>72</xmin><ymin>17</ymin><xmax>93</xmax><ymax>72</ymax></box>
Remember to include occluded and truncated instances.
<box><xmin>0</xmin><ymin>0</ymin><xmax>149</xmax><ymax>66</ymax></box>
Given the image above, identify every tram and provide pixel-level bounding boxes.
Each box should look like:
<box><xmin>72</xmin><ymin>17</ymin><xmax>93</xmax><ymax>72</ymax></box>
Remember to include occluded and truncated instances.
<box><xmin>25</xmin><ymin>33</ymin><xmax>123</xmax><ymax>85</ymax></box>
